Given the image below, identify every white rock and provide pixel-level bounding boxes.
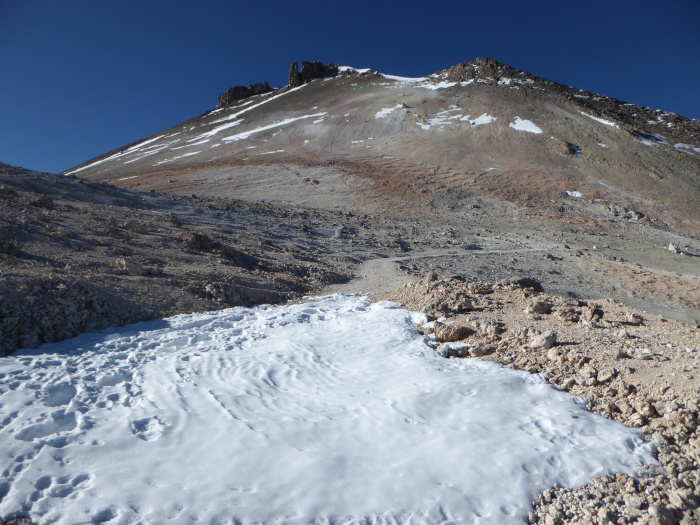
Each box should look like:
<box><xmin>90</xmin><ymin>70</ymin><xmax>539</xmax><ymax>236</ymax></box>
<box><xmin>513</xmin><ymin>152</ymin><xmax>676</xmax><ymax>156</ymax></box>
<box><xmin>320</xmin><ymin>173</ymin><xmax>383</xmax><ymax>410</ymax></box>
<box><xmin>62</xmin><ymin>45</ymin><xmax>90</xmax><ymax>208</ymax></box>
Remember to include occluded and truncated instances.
<box><xmin>547</xmin><ymin>347</ymin><xmax>561</xmax><ymax>361</ymax></box>
<box><xmin>116</xmin><ymin>258</ymin><xmax>148</xmax><ymax>276</ymax></box>
<box><xmin>530</xmin><ymin>330</ymin><xmax>557</xmax><ymax>350</ymax></box>
<box><xmin>469</xmin><ymin>343</ymin><xmax>490</xmax><ymax>357</ymax></box>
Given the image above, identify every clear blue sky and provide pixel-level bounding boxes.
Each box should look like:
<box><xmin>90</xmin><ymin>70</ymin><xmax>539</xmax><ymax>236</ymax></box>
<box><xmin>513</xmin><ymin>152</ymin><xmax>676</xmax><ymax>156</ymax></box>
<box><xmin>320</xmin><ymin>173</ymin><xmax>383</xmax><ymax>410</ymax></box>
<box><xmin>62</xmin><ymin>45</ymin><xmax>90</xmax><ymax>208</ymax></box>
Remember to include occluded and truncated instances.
<box><xmin>2</xmin><ymin>0</ymin><xmax>699</xmax><ymax>173</ymax></box>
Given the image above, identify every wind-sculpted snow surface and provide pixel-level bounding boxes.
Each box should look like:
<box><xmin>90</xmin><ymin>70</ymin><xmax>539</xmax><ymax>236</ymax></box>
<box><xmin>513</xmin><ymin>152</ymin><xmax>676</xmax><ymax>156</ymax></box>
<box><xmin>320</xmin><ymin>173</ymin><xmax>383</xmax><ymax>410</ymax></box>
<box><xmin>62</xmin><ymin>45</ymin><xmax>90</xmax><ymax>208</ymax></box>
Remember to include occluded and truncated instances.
<box><xmin>0</xmin><ymin>295</ymin><xmax>655</xmax><ymax>524</ymax></box>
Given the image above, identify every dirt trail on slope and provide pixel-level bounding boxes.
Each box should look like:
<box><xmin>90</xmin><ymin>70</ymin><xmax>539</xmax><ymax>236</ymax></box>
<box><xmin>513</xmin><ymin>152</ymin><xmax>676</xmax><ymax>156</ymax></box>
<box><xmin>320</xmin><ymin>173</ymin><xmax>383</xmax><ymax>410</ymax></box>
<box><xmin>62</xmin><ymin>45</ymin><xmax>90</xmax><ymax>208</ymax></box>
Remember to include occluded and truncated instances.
<box><xmin>323</xmin><ymin>256</ymin><xmax>416</xmax><ymax>295</ymax></box>
<box><xmin>322</xmin><ymin>246</ymin><xmax>553</xmax><ymax>296</ymax></box>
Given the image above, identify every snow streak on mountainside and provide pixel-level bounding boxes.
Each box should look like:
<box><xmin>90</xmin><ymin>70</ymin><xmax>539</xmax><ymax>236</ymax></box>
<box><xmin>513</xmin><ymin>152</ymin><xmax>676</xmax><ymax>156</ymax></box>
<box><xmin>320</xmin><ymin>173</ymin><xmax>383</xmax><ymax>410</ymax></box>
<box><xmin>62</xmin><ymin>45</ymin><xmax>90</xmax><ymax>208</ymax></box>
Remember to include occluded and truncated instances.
<box><xmin>0</xmin><ymin>296</ymin><xmax>655</xmax><ymax>525</ymax></box>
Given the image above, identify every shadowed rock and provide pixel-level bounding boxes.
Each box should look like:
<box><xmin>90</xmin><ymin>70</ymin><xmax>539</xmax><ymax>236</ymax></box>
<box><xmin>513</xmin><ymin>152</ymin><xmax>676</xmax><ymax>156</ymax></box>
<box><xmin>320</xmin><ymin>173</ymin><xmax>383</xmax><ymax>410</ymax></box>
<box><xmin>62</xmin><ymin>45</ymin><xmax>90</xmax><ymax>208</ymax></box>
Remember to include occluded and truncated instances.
<box><xmin>217</xmin><ymin>82</ymin><xmax>272</xmax><ymax>108</ymax></box>
<box><xmin>289</xmin><ymin>60</ymin><xmax>339</xmax><ymax>87</ymax></box>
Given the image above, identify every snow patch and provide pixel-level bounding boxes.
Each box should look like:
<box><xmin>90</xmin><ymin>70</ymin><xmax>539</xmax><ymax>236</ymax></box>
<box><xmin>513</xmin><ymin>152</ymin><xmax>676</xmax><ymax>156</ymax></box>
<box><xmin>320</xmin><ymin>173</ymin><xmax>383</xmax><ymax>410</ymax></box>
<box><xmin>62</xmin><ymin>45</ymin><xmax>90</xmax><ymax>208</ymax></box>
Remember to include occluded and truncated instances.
<box><xmin>338</xmin><ymin>66</ymin><xmax>371</xmax><ymax>74</ymax></box>
<box><xmin>192</xmin><ymin>120</ymin><xmax>242</xmax><ymax>140</ymax></box>
<box><xmin>211</xmin><ymin>86</ymin><xmax>307</xmax><ymax>125</ymax></box>
<box><xmin>221</xmin><ymin>113</ymin><xmax>327</xmax><ymax>142</ymax></box>
<box><xmin>417</xmin><ymin>81</ymin><xmax>458</xmax><ymax>90</ymax></box>
<box><xmin>509</xmin><ymin>117</ymin><xmax>543</xmax><ymax>134</ymax></box>
<box><xmin>566</xmin><ymin>191</ymin><xmax>583</xmax><ymax>198</ymax></box>
<box><xmin>64</xmin><ymin>135</ymin><xmax>167</xmax><ymax>175</ymax></box>
<box><xmin>633</xmin><ymin>130</ymin><xmax>668</xmax><ymax>146</ymax></box>
<box><xmin>417</xmin><ymin>110</ymin><xmax>497</xmax><ymax>131</ymax></box>
<box><xmin>171</xmin><ymin>139</ymin><xmax>210</xmax><ymax>150</ymax></box>
<box><xmin>580</xmin><ymin>112</ymin><xmax>618</xmax><ymax>128</ymax></box>
<box><xmin>154</xmin><ymin>151</ymin><xmax>202</xmax><ymax>165</ymax></box>
<box><xmin>675</xmin><ymin>143</ymin><xmax>700</xmax><ymax>155</ymax></box>
<box><xmin>467</xmin><ymin>113</ymin><xmax>497</xmax><ymax>126</ymax></box>
<box><xmin>380</xmin><ymin>73</ymin><xmax>428</xmax><ymax>83</ymax></box>
<box><xmin>375</xmin><ymin>105</ymin><xmax>402</xmax><ymax>119</ymax></box>
<box><xmin>425</xmin><ymin>107</ymin><xmax>464</xmax><ymax>127</ymax></box>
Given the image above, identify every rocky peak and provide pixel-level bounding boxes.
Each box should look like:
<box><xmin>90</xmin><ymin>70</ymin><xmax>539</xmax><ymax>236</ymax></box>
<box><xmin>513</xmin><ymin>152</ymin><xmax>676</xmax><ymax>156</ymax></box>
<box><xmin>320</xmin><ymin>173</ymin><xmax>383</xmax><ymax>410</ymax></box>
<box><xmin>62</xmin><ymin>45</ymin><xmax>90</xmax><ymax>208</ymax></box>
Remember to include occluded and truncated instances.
<box><xmin>440</xmin><ymin>57</ymin><xmax>535</xmax><ymax>84</ymax></box>
<box><xmin>288</xmin><ymin>61</ymin><xmax>339</xmax><ymax>88</ymax></box>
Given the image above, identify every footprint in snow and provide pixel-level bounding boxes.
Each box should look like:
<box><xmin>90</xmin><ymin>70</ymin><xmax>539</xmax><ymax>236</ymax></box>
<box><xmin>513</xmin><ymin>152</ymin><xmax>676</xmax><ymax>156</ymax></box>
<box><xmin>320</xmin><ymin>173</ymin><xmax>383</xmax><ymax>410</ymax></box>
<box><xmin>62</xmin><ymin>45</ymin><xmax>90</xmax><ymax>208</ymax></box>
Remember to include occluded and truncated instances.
<box><xmin>15</xmin><ymin>410</ymin><xmax>78</xmax><ymax>442</ymax></box>
<box><xmin>130</xmin><ymin>416</ymin><xmax>167</xmax><ymax>441</ymax></box>
<box><xmin>42</xmin><ymin>383</ymin><xmax>78</xmax><ymax>407</ymax></box>
<box><xmin>97</xmin><ymin>370</ymin><xmax>132</xmax><ymax>387</ymax></box>
<box><xmin>92</xmin><ymin>507</ymin><xmax>117</xmax><ymax>523</ymax></box>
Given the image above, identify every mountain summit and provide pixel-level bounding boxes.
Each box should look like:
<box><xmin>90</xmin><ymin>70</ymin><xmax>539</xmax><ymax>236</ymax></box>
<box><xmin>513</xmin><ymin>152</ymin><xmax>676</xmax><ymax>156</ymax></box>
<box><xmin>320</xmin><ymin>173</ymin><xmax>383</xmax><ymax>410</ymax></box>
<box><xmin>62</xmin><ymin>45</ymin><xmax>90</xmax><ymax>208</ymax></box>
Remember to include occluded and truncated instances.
<box><xmin>66</xmin><ymin>58</ymin><xmax>700</xmax><ymax>236</ymax></box>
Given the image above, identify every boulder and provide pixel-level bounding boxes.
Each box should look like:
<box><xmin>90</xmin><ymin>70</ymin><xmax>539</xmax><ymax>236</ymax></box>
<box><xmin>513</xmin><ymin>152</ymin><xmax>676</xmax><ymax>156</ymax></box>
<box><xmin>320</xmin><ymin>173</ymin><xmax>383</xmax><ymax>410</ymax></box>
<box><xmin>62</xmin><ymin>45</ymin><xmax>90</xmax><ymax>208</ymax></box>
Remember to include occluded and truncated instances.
<box><xmin>433</xmin><ymin>322</ymin><xmax>474</xmax><ymax>343</ymax></box>
<box><xmin>508</xmin><ymin>277</ymin><xmax>544</xmax><ymax>292</ymax></box>
<box><xmin>116</xmin><ymin>258</ymin><xmax>148</xmax><ymax>276</ymax></box>
<box><xmin>442</xmin><ymin>57</ymin><xmax>521</xmax><ymax>84</ymax></box>
<box><xmin>0</xmin><ymin>240</ymin><xmax>21</xmax><ymax>257</ymax></box>
<box><xmin>438</xmin><ymin>342</ymin><xmax>470</xmax><ymax>358</ymax></box>
<box><xmin>0</xmin><ymin>185</ymin><xmax>19</xmax><ymax>199</ymax></box>
<box><xmin>422</xmin><ymin>270</ymin><xmax>438</xmax><ymax>284</ymax></box>
<box><xmin>530</xmin><ymin>330</ymin><xmax>557</xmax><ymax>350</ymax></box>
<box><xmin>525</xmin><ymin>300</ymin><xmax>552</xmax><ymax>314</ymax></box>
<box><xmin>469</xmin><ymin>343</ymin><xmax>492</xmax><ymax>357</ymax></box>
<box><xmin>30</xmin><ymin>195</ymin><xmax>55</xmax><ymax>209</ymax></box>
<box><xmin>626</xmin><ymin>312</ymin><xmax>645</xmax><ymax>326</ymax></box>
<box><xmin>582</xmin><ymin>305</ymin><xmax>604</xmax><ymax>321</ymax></box>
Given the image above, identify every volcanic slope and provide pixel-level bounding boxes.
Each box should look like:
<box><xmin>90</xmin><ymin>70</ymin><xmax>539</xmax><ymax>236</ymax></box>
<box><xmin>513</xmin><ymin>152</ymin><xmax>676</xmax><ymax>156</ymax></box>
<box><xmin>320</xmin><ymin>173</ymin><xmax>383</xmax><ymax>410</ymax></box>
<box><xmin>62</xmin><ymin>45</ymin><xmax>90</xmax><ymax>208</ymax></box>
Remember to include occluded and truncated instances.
<box><xmin>66</xmin><ymin>59</ymin><xmax>700</xmax><ymax>324</ymax></box>
<box><xmin>68</xmin><ymin>58</ymin><xmax>700</xmax><ymax>237</ymax></box>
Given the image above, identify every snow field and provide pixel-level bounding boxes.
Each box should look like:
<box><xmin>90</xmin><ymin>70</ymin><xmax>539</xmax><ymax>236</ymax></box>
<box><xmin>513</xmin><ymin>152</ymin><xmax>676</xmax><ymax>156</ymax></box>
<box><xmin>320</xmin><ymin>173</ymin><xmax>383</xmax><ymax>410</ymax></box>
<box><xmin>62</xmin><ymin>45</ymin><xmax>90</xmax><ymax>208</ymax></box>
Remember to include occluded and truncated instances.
<box><xmin>0</xmin><ymin>295</ymin><xmax>656</xmax><ymax>525</ymax></box>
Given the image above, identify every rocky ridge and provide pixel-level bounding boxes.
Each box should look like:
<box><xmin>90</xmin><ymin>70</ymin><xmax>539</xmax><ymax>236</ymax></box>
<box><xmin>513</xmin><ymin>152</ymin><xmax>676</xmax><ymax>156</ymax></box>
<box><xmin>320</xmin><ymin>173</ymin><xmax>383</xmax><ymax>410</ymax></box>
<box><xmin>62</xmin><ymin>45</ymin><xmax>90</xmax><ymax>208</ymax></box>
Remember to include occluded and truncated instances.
<box><xmin>438</xmin><ymin>57</ymin><xmax>700</xmax><ymax>145</ymax></box>
<box><xmin>216</xmin><ymin>82</ymin><xmax>272</xmax><ymax>108</ymax></box>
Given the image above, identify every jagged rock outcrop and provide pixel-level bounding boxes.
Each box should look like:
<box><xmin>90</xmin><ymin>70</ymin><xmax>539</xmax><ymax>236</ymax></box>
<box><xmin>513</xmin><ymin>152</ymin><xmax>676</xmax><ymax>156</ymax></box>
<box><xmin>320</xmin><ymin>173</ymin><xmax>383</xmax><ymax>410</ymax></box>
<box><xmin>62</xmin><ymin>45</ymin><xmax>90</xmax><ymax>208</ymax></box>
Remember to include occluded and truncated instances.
<box><xmin>217</xmin><ymin>82</ymin><xmax>272</xmax><ymax>108</ymax></box>
<box><xmin>288</xmin><ymin>61</ymin><xmax>339</xmax><ymax>88</ymax></box>
<box><xmin>443</xmin><ymin>57</ymin><xmax>526</xmax><ymax>84</ymax></box>
<box><xmin>288</xmin><ymin>61</ymin><xmax>300</xmax><ymax>87</ymax></box>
